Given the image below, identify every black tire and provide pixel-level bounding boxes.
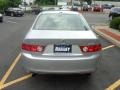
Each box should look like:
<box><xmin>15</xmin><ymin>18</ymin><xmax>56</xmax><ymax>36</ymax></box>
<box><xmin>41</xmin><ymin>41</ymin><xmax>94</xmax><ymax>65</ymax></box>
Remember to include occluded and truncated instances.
<box><xmin>21</xmin><ymin>14</ymin><xmax>24</xmax><ymax>17</ymax></box>
<box><xmin>112</xmin><ymin>16</ymin><xmax>114</xmax><ymax>19</ymax></box>
<box><xmin>4</xmin><ymin>12</ymin><xmax>7</xmax><ymax>16</ymax></box>
<box><xmin>11</xmin><ymin>13</ymin><xmax>14</xmax><ymax>17</ymax></box>
<box><xmin>0</xmin><ymin>19</ymin><xmax>3</xmax><ymax>22</ymax></box>
<box><xmin>26</xmin><ymin>70</ymin><xmax>38</xmax><ymax>77</ymax></box>
<box><xmin>84</xmin><ymin>73</ymin><xmax>92</xmax><ymax>78</ymax></box>
<box><xmin>32</xmin><ymin>73</ymin><xmax>38</xmax><ymax>77</ymax></box>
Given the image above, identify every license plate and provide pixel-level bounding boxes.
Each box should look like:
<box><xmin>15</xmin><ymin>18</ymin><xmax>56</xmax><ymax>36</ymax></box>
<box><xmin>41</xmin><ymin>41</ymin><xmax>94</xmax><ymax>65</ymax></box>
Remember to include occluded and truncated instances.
<box><xmin>54</xmin><ymin>44</ymin><xmax>72</xmax><ymax>53</ymax></box>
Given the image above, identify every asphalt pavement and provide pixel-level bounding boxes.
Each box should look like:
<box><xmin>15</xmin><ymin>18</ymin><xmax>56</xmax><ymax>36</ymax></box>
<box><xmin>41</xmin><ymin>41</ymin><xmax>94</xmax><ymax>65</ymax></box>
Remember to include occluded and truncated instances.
<box><xmin>0</xmin><ymin>13</ymin><xmax>120</xmax><ymax>90</ymax></box>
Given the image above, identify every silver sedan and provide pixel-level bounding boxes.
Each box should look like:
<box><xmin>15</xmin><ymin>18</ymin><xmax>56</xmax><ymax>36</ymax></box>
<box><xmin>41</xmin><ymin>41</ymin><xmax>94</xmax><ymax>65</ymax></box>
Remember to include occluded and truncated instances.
<box><xmin>21</xmin><ymin>11</ymin><xmax>101</xmax><ymax>74</ymax></box>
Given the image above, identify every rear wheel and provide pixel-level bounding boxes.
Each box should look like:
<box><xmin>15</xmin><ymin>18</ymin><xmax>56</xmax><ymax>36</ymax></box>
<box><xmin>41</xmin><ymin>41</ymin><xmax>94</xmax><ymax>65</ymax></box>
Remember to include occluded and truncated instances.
<box><xmin>109</xmin><ymin>16</ymin><xmax>112</xmax><ymax>20</ymax></box>
<box><xmin>0</xmin><ymin>18</ymin><xmax>3</xmax><ymax>22</ymax></box>
<box><xmin>32</xmin><ymin>73</ymin><xmax>38</xmax><ymax>77</ymax></box>
<box><xmin>112</xmin><ymin>16</ymin><xmax>115</xmax><ymax>19</ymax></box>
<box><xmin>85</xmin><ymin>73</ymin><xmax>92</xmax><ymax>76</ymax></box>
<box><xmin>26</xmin><ymin>70</ymin><xmax>38</xmax><ymax>77</ymax></box>
<box><xmin>4</xmin><ymin>12</ymin><xmax>7</xmax><ymax>16</ymax></box>
<box><xmin>84</xmin><ymin>73</ymin><xmax>93</xmax><ymax>78</ymax></box>
<box><xmin>20</xmin><ymin>14</ymin><xmax>22</xmax><ymax>17</ymax></box>
<box><xmin>11</xmin><ymin>13</ymin><xmax>14</xmax><ymax>17</ymax></box>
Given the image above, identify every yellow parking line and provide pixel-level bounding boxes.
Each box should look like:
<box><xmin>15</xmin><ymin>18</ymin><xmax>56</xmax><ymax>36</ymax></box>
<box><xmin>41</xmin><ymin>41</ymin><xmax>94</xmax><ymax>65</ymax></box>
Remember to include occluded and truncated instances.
<box><xmin>106</xmin><ymin>79</ymin><xmax>120</xmax><ymax>90</ymax></box>
<box><xmin>102</xmin><ymin>45</ymin><xmax>115</xmax><ymax>51</ymax></box>
<box><xmin>0</xmin><ymin>53</ymin><xmax>21</xmax><ymax>84</ymax></box>
<box><xmin>0</xmin><ymin>82</ymin><xmax>4</xmax><ymax>90</ymax></box>
<box><xmin>0</xmin><ymin>74</ymin><xmax>32</xmax><ymax>90</ymax></box>
<box><xmin>4</xmin><ymin>74</ymin><xmax>32</xmax><ymax>88</ymax></box>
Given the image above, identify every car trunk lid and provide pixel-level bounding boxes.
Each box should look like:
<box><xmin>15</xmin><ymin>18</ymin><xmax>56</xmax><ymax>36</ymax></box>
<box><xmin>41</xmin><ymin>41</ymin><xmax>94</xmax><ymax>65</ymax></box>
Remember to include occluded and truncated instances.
<box><xmin>22</xmin><ymin>30</ymin><xmax>100</xmax><ymax>56</ymax></box>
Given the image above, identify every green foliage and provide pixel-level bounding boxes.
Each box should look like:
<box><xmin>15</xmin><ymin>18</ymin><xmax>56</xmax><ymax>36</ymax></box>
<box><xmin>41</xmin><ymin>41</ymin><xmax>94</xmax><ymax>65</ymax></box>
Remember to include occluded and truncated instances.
<box><xmin>7</xmin><ymin>0</ymin><xmax>21</xmax><ymax>7</ymax></box>
<box><xmin>0</xmin><ymin>0</ymin><xmax>5</xmax><ymax>9</ymax></box>
<box><xmin>0</xmin><ymin>0</ymin><xmax>21</xmax><ymax>13</ymax></box>
<box><xmin>110</xmin><ymin>17</ymin><xmax>120</xmax><ymax>31</ymax></box>
<box><xmin>119</xmin><ymin>25</ymin><xmax>120</xmax><ymax>31</ymax></box>
<box><xmin>0</xmin><ymin>0</ymin><xmax>9</xmax><ymax>13</ymax></box>
<box><xmin>96</xmin><ymin>0</ymin><xmax>119</xmax><ymax>1</ymax></box>
<box><xmin>85</xmin><ymin>0</ymin><xmax>92</xmax><ymax>5</ymax></box>
<box><xmin>35</xmin><ymin>0</ymin><xmax>55</xmax><ymax>5</ymax></box>
<box><xmin>35</xmin><ymin>0</ymin><xmax>92</xmax><ymax>5</ymax></box>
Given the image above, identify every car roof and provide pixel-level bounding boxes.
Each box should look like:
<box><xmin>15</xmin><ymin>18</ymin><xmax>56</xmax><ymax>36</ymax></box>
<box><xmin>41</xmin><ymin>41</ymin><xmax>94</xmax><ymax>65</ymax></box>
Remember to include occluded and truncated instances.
<box><xmin>8</xmin><ymin>7</ymin><xmax>21</xmax><ymax>10</ymax></box>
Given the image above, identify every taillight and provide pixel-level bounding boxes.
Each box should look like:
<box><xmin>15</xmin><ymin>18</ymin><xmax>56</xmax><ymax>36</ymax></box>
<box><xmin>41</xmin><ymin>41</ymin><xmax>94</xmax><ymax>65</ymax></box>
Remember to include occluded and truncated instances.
<box><xmin>21</xmin><ymin>43</ymin><xmax>45</xmax><ymax>52</ymax></box>
<box><xmin>80</xmin><ymin>44</ymin><xmax>101</xmax><ymax>53</ymax></box>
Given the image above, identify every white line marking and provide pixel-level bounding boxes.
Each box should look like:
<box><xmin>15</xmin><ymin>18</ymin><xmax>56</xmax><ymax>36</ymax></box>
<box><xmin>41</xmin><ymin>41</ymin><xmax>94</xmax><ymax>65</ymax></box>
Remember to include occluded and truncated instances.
<box><xmin>8</xmin><ymin>17</ymin><xmax>15</xmax><ymax>19</ymax></box>
<box><xmin>7</xmin><ymin>21</ymin><xmax>17</xmax><ymax>24</ymax></box>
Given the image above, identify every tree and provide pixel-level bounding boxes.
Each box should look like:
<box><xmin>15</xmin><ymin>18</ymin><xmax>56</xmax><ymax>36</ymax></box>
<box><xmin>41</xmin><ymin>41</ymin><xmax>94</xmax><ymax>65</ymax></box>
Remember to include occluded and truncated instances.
<box><xmin>7</xmin><ymin>0</ymin><xmax>21</xmax><ymax>7</ymax></box>
<box><xmin>0</xmin><ymin>0</ymin><xmax>9</xmax><ymax>13</ymax></box>
<box><xmin>0</xmin><ymin>0</ymin><xmax>21</xmax><ymax>13</ymax></box>
<box><xmin>96</xmin><ymin>0</ymin><xmax>120</xmax><ymax>1</ymax></box>
<box><xmin>0</xmin><ymin>0</ymin><xmax>5</xmax><ymax>9</ymax></box>
<box><xmin>85</xmin><ymin>0</ymin><xmax>92</xmax><ymax>5</ymax></box>
<box><xmin>79</xmin><ymin>0</ymin><xmax>92</xmax><ymax>5</ymax></box>
<box><xmin>35</xmin><ymin>0</ymin><xmax>55</xmax><ymax>5</ymax></box>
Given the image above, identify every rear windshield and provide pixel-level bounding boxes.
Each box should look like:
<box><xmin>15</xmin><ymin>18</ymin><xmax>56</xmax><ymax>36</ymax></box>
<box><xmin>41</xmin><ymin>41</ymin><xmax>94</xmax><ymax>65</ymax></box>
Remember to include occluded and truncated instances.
<box><xmin>33</xmin><ymin>13</ymin><xmax>90</xmax><ymax>30</ymax></box>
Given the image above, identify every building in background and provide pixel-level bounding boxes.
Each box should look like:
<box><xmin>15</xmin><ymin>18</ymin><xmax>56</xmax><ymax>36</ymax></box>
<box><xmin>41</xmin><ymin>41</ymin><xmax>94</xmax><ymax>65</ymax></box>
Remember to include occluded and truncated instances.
<box><xmin>57</xmin><ymin>0</ymin><xmax>69</xmax><ymax>6</ymax></box>
<box><xmin>57</xmin><ymin>0</ymin><xmax>80</xmax><ymax>6</ymax></box>
<box><xmin>22</xmin><ymin>0</ymin><xmax>35</xmax><ymax>5</ymax></box>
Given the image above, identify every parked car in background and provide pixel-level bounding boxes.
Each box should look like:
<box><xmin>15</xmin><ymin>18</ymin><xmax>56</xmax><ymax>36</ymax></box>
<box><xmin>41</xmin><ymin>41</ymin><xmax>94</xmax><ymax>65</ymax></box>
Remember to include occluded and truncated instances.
<box><xmin>49</xmin><ymin>7</ymin><xmax>55</xmax><ymax>10</ymax></box>
<box><xmin>0</xmin><ymin>13</ymin><xmax>3</xmax><ymax>22</ymax></box>
<box><xmin>102</xmin><ymin>4</ymin><xmax>114</xmax><ymax>9</ymax></box>
<box><xmin>60</xmin><ymin>5</ymin><xmax>70</xmax><ymax>10</ymax></box>
<box><xmin>71</xmin><ymin>6</ymin><xmax>79</xmax><ymax>11</ymax></box>
<box><xmin>82</xmin><ymin>4</ymin><xmax>89</xmax><ymax>11</ymax></box>
<box><xmin>109</xmin><ymin>7</ymin><xmax>120</xmax><ymax>19</ymax></box>
<box><xmin>93</xmin><ymin>4</ymin><xmax>103</xmax><ymax>12</ymax></box>
<box><xmin>32</xmin><ymin>7</ymin><xmax>43</xmax><ymax>15</ymax></box>
<box><xmin>4</xmin><ymin>8</ymin><xmax>24</xmax><ymax>17</ymax></box>
<box><xmin>21</xmin><ymin>11</ymin><xmax>101</xmax><ymax>75</ymax></box>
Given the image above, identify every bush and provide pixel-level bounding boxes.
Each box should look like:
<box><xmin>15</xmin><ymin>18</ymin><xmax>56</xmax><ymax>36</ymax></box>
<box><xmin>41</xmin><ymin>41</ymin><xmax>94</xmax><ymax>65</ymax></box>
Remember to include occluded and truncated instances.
<box><xmin>119</xmin><ymin>25</ymin><xmax>120</xmax><ymax>31</ymax></box>
<box><xmin>110</xmin><ymin>17</ymin><xmax>120</xmax><ymax>31</ymax></box>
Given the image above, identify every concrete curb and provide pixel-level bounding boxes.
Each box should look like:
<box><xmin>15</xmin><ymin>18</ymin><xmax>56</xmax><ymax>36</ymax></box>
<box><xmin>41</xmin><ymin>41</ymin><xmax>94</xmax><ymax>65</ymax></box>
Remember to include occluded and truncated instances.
<box><xmin>93</xmin><ymin>26</ymin><xmax>120</xmax><ymax>48</ymax></box>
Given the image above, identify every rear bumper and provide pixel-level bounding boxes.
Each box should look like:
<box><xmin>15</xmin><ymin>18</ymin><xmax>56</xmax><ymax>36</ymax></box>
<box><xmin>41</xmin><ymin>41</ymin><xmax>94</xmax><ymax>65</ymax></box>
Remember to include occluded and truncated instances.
<box><xmin>93</xmin><ymin>8</ymin><xmax>101</xmax><ymax>11</ymax></box>
<box><xmin>14</xmin><ymin>12</ymin><xmax>24</xmax><ymax>16</ymax></box>
<box><xmin>21</xmin><ymin>53</ymin><xmax>101</xmax><ymax>74</ymax></box>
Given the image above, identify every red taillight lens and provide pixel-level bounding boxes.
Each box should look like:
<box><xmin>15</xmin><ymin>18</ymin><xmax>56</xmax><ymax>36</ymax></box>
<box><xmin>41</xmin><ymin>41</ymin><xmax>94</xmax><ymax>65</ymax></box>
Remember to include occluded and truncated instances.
<box><xmin>22</xmin><ymin>43</ymin><xmax>45</xmax><ymax>52</ymax></box>
<box><xmin>80</xmin><ymin>44</ymin><xmax>101</xmax><ymax>52</ymax></box>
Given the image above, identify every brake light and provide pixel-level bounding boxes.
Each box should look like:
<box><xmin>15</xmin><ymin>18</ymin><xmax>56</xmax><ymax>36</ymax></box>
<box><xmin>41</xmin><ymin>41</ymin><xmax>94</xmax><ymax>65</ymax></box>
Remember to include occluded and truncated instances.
<box><xmin>21</xmin><ymin>43</ymin><xmax>45</xmax><ymax>52</ymax></box>
<box><xmin>80</xmin><ymin>44</ymin><xmax>101</xmax><ymax>52</ymax></box>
